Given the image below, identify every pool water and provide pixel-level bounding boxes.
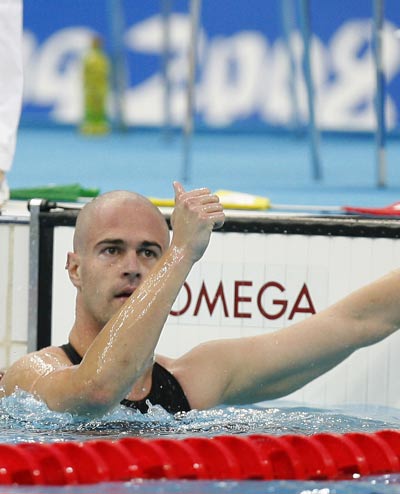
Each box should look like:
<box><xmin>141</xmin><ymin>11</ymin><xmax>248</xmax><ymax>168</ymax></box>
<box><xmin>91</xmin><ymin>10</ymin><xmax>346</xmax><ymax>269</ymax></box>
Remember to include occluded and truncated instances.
<box><xmin>0</xmin><ymin>391</ymin><xmax>400</xmax><ymax>493</ymax></box>
<box><xmin>0</xmin><ymin>478</ymin><xmax>399</xmax><ymax>494</ymax></box>
<box><xmin>1</xmin><ymin>390</ymin><xmax>400</xmax><ymax>443</ymax></box>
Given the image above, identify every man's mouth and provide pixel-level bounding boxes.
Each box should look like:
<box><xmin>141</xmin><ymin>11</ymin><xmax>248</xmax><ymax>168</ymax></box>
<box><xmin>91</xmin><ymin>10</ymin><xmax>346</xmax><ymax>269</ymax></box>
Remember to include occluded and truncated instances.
<box><xmin>115</xmin><ymin>288</ymin><xmax>135</xmax><ymax>301</ymax></box>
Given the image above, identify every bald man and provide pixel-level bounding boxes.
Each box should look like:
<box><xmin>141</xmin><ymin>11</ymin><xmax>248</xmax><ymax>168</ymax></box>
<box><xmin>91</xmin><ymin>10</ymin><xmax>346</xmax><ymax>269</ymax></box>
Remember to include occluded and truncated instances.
<box><xmin>2</xmin><ymin>182</ymin><xmax>400</xmax><ymax>416</ymax></box>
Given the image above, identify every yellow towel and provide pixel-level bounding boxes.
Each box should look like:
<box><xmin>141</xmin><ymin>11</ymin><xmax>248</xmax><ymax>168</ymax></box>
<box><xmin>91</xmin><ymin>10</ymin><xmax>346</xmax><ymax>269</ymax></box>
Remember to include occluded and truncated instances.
<box><xmin>149</xmin><ymin>190</ymin><xmax>270</xmax><ymax>211</ymax></box>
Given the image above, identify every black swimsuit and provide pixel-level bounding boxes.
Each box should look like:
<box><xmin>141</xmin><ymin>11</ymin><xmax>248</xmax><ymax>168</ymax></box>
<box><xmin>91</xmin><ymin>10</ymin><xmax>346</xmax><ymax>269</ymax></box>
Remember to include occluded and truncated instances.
<box><xmin>60</xmin><ymin>343</ymin><xmax>191</xmax><ymax>414</ymax></box>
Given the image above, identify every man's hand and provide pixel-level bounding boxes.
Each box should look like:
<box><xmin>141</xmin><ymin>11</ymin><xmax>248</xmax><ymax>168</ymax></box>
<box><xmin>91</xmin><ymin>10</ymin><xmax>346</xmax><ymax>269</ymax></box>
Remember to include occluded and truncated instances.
<box><xmin>170</xmin><ymin>182</ymin><xmax>225</xmax><ymax>262</ymax></box>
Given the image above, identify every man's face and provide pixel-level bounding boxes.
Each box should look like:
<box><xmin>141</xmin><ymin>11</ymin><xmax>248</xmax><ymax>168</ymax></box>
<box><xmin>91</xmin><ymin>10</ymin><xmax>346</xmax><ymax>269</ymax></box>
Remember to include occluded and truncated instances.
<box><xmin>72</xmin><ymin>198</ymin><xmax>169</xmax><ymax>328</ymax></box>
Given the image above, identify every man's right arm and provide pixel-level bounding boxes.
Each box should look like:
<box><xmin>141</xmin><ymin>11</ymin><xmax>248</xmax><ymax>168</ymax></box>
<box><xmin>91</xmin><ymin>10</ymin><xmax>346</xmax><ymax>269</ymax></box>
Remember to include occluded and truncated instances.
<box><xmin>1</xmin><ymin>183</ymin><xmax>225</xmax><ymax>416</ymax></box>
<box><xmin>0</xmin><ymin>231</ymin><xmax>198</xmax><ymax>415</ymax></box>
<box><xmin>0</xmin><ymin>348</ymin><xmax>74</xmax><ymax>400</ymax></box>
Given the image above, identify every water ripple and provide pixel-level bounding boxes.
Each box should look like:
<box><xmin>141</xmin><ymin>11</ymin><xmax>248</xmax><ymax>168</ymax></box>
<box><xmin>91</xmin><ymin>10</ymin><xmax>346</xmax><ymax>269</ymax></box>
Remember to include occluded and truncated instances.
<box><xmin>0</xmin><ymin>390</ymin><xmax>399</xmax><ymax>443</ymax></box>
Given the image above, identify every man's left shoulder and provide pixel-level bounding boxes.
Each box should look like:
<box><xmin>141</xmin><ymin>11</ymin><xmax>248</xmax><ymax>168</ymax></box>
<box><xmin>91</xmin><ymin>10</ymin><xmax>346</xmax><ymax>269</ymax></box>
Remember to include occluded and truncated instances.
<box><xmin>154</xmin><ymin>354</ymin><xmax>175</xmax><ymax>370</ymax></box>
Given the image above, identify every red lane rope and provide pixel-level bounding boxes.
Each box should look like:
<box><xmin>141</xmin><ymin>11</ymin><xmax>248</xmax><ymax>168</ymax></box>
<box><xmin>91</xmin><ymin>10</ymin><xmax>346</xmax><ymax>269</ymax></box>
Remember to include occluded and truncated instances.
<box><xmin>0</xmin><ymin>430</ymin><xmax>399</xmax><ymax>485</ymax></box>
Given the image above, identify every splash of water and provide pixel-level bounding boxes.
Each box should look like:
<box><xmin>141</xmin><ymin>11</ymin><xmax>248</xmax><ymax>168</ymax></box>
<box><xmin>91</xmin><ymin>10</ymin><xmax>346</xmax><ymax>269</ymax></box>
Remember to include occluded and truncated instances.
<box><xmin>0</xmin><ymin>390</ymin><xmax>399</xmax><ymax>444</ymax></box>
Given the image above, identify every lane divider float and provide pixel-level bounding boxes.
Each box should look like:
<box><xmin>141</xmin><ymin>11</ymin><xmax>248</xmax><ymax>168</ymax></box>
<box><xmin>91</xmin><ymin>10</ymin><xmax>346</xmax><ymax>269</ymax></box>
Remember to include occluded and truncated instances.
<box><xmin>0</xmin><ymin>430</ymin><xmax>399</xmax><ymax>485</ymax></box>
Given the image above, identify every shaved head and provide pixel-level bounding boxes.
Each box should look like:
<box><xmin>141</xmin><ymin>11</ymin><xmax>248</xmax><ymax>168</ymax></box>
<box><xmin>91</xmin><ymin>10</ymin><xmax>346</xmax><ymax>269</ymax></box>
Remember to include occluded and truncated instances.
<box><xmin>66</xmin><ymin>190</ymin><xmax>171</xmax><ymax>329</ymax></box>
<box><xmin>73</xmin><ymin>191</ymin><xmax>169</xmax><ymax>254</ymax></box>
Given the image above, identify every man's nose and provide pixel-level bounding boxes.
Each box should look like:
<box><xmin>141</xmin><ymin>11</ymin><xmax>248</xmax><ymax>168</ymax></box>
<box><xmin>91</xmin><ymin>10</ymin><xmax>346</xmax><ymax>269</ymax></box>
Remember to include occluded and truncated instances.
<box><xmin>122</xmin><ymin>251</ymin><xmax>141</xmax><ymax>278</ymax></box>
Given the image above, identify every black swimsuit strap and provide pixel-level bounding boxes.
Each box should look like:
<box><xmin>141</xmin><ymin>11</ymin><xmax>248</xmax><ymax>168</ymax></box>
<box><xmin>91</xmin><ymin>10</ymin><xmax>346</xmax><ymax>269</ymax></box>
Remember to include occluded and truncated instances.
<box><xmin>59</xmin><ymin>342</ymin><xmax>191</xmax><ymax>414</ymax></box>
<box><xmin>60</xmin><ymin>342</ymin><xmax>82</xmax><ymax>365</ymax></box>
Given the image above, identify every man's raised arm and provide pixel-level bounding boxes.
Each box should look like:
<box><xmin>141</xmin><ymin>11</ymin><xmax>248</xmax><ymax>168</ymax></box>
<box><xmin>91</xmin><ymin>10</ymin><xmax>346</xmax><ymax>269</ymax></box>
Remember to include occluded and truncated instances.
<box><xmin>1</xmin><ymin>183</ymin><xmax>224</xmax><ymax>416</ymax></box>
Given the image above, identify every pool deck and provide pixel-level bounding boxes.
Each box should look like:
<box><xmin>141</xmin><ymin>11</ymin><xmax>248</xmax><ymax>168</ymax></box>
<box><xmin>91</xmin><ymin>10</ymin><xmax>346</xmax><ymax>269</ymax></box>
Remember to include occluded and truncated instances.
<box><xmin>7</xmin><ymin>127</ymin><xmax>400</xmax><ymax>211</ymax></box>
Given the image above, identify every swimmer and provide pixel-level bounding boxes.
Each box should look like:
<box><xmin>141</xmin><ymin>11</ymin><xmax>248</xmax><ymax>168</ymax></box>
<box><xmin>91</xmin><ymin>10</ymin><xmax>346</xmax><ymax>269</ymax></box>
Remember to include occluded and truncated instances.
<box><xmin>1</xmin><ymin>181</ymin><xmax>400</xmax><ymax>416</ymax></box>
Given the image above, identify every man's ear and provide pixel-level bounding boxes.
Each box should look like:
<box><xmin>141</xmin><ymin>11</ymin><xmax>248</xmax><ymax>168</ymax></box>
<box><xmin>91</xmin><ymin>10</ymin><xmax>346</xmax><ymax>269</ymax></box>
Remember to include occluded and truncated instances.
<box><xmin>66</xmin><ymin>252</ymin><xmax>81</xmax><ymax>288</ymax></box>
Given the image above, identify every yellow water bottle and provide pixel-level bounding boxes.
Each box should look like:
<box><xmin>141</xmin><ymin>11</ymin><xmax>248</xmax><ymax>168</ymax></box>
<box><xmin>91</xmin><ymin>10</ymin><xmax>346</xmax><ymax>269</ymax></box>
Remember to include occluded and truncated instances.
<box><xmin>80</xmin><ymin>35</ymin><xmax>110</xmax><ymax>135</ymax></box>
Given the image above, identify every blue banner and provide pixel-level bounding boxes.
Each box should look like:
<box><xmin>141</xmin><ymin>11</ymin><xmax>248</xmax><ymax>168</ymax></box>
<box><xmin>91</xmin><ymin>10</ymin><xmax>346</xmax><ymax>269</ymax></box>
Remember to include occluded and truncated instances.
<box><xmin>22</xmin><ymin>0</ymin><xmax>400</xmax><ymax>132</ymax></box>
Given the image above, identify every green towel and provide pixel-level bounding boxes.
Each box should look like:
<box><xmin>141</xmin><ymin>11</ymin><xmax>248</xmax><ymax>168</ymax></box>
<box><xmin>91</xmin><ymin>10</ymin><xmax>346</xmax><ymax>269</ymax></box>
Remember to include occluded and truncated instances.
<box><xmin>10</xmin><ymin>184</ymin><xmax>100</xmax><ymax>202</ymax></box>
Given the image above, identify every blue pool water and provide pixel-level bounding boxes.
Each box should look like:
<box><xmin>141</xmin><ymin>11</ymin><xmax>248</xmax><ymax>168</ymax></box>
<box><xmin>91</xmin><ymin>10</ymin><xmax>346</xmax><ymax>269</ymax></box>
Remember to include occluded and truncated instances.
<box><xmin>1</xmin><ymin>391</ymin><xmax>400</xmax><ymax>443</ymax></box>
<box><xmin>0</xmin><ymin>478</ymin><xmax>400</xmax><ymax>494</ymax></box>
<box><xmin>0</xmin><ymin>391</ymin><xmax>400</xmax><ymax>493</ymax></box>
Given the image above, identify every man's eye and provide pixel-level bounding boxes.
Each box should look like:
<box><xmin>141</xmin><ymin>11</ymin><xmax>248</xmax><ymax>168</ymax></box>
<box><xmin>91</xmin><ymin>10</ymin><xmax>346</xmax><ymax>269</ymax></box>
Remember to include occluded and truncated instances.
<box><xmin>142</xmin><ymin>249</ymin><xmax>157</xmax><ymax>258</ymax></box>
<box><xmin>104</xmin><ymin>247</ymin><xmax>119</xmax><ymax>255</ymax></box>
